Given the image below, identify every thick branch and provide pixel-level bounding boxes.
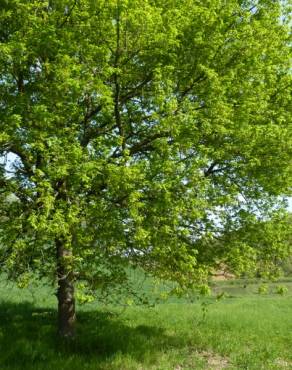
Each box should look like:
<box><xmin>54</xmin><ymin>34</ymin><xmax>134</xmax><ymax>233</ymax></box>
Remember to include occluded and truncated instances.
<box><xmin>6</xmin><ymin>144</ymin><xmax>34</xmax><ymax>176</ymax></box>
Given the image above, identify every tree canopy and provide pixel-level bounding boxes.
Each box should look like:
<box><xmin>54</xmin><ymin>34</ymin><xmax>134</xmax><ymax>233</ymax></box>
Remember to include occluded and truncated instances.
<box><xmin>0</xmin><ymin>0</ymin><xmax>291</xmax><ymax>336</ymax></box>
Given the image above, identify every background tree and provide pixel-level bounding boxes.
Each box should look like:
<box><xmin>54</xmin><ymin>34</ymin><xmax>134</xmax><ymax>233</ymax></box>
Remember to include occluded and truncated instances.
<box><xmin>217</xmin><ymin>211</ymin><xmax>292</xmax><ymax>278</ymax></box>
<box><xmin>0</xmin><ymin>0</ymin><xmax>291</xmax><ymax>337</ymax></box>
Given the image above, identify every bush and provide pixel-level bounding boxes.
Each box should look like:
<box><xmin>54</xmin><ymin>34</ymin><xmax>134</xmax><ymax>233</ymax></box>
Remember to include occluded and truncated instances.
<box><xmin>275</xmin><ymin>285</ymin><xmax>288</xmax><ymax>295</ymax></box>
<box><xmin>258</xmin><ymin>284</ymin><xmax>268</xmax><ymax>295</ymax></box>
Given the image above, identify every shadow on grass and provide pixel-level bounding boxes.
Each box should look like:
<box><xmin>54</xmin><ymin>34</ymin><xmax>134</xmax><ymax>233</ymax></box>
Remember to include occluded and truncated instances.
<box><xmin>0</xmin><ymin>301</ymin><xmax>183</xmax><ymax>370</ymax></box>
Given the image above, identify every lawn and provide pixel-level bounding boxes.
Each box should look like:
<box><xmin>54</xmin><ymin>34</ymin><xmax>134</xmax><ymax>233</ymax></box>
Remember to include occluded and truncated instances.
<box><xmin>0</xmin><ymin>277</ymin><xmax>291</xmax><ymax>369</ymax></box>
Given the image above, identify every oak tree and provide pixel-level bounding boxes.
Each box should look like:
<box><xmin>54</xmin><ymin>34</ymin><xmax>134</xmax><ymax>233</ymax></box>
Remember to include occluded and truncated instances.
<box><xmin>0</xmin><ymin>0</ymin><xmax>291</xmax><ymax>336</ymax></box>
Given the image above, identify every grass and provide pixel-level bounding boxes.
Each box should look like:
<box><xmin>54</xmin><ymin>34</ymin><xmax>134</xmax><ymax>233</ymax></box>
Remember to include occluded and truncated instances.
<box><xmin>0</xmin><ymin>277</ymin><xmax>292</xmax><ymax>369</ymax></box>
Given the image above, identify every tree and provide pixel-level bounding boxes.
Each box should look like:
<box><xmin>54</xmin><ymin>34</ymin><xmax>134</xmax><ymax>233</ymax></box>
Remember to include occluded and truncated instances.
<box><xmin>0</xmin><ymin>0</ymin><xmax>291</xmax><ymax>337</ymax></box>
<box><xmin>218</xmin><ymin>211</ymin><xmax>292</xmax><ymax>278</ymax></box>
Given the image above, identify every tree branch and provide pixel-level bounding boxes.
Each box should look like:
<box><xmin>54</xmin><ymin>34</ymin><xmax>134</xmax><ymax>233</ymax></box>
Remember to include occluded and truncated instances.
<box><xmin>120</xmin><ymin>72</ymin><xmax>153</xmax><ymax>103</ymax></box>
<box><xmin>204</xmin><ymin>162</ymin><xmax>230</xmax><ymax>177</ymax></box>
<box><xmin>6</xmin><ymin>144</ymin><xmax>34</xmax><ymax>176</ymax></box>
<box><xmin>111</xmin><ymin>131</ymin><xmax>170</xmax><ymax>158</ymax></box>
<box><xmin>114</xmin><ymin>1</ymin><xmax>125</xmax><ymax>152</ymax></box>
<box><xmin>58</xmin><ymin>0</ymin><xmax>78</xmax><ymax>28</ymax></box>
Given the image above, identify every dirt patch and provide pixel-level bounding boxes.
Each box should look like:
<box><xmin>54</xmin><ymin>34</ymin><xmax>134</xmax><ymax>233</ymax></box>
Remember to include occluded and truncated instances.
<box><xmin>174</xmin><ymin>348</ymin><xmax>230</xmax><ymax>370</ymax></box>
<box><xmin>199</xmin><ymin>350</ymin><xmax>229</xmax><ymax>369</ymax></box>
<box><xmin>274</xmin><ymin>358</ymin><xmax>292</xmax><ymax>368</ymax></box>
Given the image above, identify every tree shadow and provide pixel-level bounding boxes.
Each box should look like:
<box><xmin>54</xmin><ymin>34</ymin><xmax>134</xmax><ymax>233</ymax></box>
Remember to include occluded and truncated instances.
<box><xmin>0</xmin><ymin>301</ymin><xmax>184</xmax><ymax>369</ymax></box>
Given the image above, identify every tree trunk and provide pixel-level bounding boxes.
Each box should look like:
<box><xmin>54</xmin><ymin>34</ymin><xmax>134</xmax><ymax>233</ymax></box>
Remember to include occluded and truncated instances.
<box><xmin>56</xmin><ymin>239</ymin><xmax>76</xmax><ymax>338</ymax></box>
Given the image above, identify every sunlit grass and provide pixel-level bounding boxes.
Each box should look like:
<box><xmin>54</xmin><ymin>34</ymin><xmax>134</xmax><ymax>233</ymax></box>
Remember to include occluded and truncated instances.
<box><xmin>0</xmin><ymin>277</ymin><xmax>291</xmax><ymax>369</ymax></box>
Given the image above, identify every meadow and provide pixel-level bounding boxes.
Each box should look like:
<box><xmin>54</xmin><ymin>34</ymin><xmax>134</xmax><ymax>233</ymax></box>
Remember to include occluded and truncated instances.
<box><xmin>0</xmin><ymin>276</ymin><xmax>291</xmax><ymax>370</ymax></box>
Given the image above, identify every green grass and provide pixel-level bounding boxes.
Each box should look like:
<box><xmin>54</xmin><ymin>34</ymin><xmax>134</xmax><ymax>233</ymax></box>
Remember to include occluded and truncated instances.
<box><xmin>0</xmin><ymin>278</ymin><xmax>292</xmax><ymax>369</ymax></box>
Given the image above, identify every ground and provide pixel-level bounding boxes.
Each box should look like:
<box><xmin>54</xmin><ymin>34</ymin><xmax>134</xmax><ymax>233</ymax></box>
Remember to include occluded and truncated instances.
<box><xmin>0</xmin><ymin>276</ymin><xmax>291</xmax><ymax>369</ymax></box>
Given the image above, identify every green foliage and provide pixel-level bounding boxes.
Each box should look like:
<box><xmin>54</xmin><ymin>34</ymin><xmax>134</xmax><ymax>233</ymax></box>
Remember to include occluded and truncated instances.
<box><xmin>275</xmin><ymin>285</ymin><xmax>288</xmax><ymax>295</ymax></box>
<box><xmin>281</xmin><ymin>256</ymin><xmax>292</xmax><ymax>276</ymax></box>
<box><xmin>222</xmin><ymin>212</ymin><xmax>292</xmax><ymax>278</ymax></box>
<box><xmin>258</xmin><ymin>284</ymin><xmax>268</xmax><ymax>295</ymax></box>
<box><xmin>0</xmin><ymin>0</ymin><xmax>291</xmax><ymax>300</ymax></box>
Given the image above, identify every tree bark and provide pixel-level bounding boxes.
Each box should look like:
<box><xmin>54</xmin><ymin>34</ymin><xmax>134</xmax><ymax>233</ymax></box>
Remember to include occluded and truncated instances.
<box><xmin>56</xmin><ymin>239</ymin><xmax>76</xmax><ymax>338</ymax></box>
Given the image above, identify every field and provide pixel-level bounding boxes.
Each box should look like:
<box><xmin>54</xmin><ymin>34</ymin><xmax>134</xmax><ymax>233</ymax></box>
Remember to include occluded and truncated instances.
<box><xmin>0</xmin><ymin>277</ymin><xmax>292</xmax><ymax>370</ymax></box>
